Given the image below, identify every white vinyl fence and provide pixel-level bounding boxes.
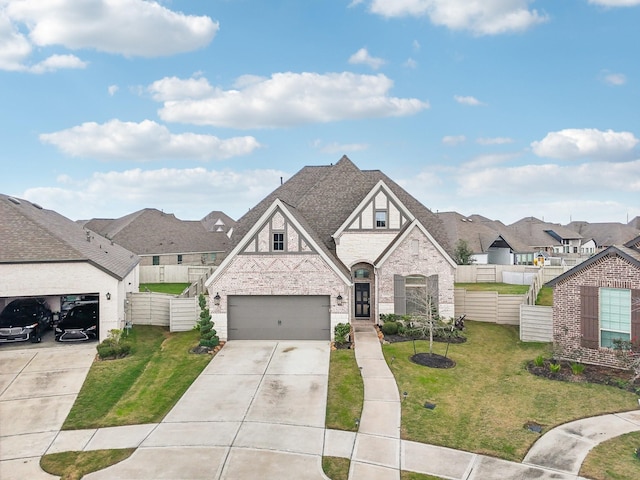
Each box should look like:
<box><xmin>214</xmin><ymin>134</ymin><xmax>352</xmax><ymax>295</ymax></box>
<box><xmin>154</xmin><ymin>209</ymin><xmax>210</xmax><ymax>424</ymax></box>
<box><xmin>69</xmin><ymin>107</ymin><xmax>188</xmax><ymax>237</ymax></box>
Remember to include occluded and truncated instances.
<box><xmin>519</xmin><ymin>305</ymin><xmax>553</xmax><ymax>342</ymax></box>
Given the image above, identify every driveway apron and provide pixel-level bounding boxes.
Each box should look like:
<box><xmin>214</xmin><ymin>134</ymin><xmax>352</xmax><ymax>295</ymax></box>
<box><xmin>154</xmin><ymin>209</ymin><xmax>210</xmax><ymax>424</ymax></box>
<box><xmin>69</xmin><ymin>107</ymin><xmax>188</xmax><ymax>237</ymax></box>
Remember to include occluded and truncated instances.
<box><xmin>83</xmin><ymin>340</ymin><xmax>331</xmax><ymax>480</ymax></box>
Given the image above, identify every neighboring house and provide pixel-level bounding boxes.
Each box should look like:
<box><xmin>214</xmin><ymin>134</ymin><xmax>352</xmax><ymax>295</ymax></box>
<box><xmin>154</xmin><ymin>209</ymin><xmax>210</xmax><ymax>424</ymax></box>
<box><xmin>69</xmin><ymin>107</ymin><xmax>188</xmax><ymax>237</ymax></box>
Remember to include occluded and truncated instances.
<box><xmin>205</xmin><ymin>156</ymin><xmax>456</xmax><ymax>341</ymax></box>
<box><xmin>509</xmin><ymin>217</ymin><xmax>583</xmax><ymax>258</ymax></box>
<box><xmin>0</xmin><ymin>194</ymin><xmax>140</xmax><ymax>341</ymax></box>
<box><xmin>438</xmin><ymin>212</ymin><xmax>530</xmax><ymax>265</ymax></box>
<box><xmin>566</xmin><ymin>221</ymin><xmax>640</xmax><ymax>254</ymax></box>
<box><xmin>547</xmin><ymin>244</ymin><xmax>640</xmax><ymax>369</ymax></box>
<box><xmin>83</xmin><ymin>208</ymin><xmax>233</xmax><ymax>267</ymax></box>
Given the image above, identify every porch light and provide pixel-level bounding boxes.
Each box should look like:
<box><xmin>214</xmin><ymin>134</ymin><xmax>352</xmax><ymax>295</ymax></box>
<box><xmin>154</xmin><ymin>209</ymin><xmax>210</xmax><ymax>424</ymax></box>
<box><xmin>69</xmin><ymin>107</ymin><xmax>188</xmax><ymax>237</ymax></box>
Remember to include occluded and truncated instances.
<box><xmin>213</xmin><ymin>292</ymin><xmax>221</xmax><ymax>306</ymax></box>
<box><xmin>336</xmin><ymin>294</ymin><xmax>343</xmax><ymax>306</ymax></box>
<box><xmin>106</xmin><ymin>292</ymin><xmax>111</xmax><ymax>300</ymax></box>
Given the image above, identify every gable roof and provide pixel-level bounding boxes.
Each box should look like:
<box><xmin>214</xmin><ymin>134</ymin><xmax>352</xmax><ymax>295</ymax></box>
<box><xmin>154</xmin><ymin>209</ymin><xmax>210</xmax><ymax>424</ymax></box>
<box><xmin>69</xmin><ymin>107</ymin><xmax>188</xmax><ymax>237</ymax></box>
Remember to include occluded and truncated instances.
<box><xmin>226</xmin><ymin>156</ymin><xmax>452</xmax><ymax>263</ymax></box>
<box><xmin>508</xmin><ymin>217</ymin><xmax>582</xmax><ymax>248</ymax></box>
<box><xmin>546</xmin><ymin>244</ymin><xmax>640</xmax><ymax>287</ymax></box>
<box><xmin>84</xmin><ymin>208</ymin><xmax>232</xmax><ymax>255</ymax></box>
<box><xmin>200</xmin><ymin>210</ymin><xmax>235</xmax><ymax>233</ymax></box>
<box><xmin>0</xmin><ymin>194</ymin><xmax>139</xmax><ymax>280</ymax></box>
<box><xmin>566</xmin><ymin>221</ymin><xmax>640</xmax><ymax>249</ymax></box>
<box><xmin>437</xmin><ymin>211</ymin><xmax>530</xmax><ymax>254</ymax></box>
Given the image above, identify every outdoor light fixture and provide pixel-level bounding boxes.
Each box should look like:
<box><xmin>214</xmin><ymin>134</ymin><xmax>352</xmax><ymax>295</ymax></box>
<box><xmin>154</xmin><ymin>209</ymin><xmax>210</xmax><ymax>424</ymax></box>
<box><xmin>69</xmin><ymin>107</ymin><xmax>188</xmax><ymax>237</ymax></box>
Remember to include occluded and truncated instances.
<box><xmin>106</xmin><ymin>292</ymin><xmax>111</xmax><ymax>300</ymax></box>
<box><xmin>355</xmin><ymin>418</ymin><xmax>360</xmax><ymax>428</ymax></box>
<box><xmin>403</xmin><ymin>391</ymin><xmax>408</xmax><ymax>401</ymax></box>
<box><xmin>336</xmin><ymin>294</ymin><xmax>343</xmax><ymax>306</ymax></box>
<box><xmin>214</xmin><ymin>292</ymin><xmax>221</xmax><ymax>306</ymax></box>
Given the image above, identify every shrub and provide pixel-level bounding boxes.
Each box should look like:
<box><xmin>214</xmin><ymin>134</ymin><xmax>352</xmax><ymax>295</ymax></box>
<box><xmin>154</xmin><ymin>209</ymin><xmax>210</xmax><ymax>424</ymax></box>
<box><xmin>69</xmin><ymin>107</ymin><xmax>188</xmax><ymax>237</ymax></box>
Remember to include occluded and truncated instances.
<box><xmin>334</xmin><ymin>323</ymin><xmax>351</xmax><ymax>344</ymax></box>
<box><xmin>533</xmin><ymin>355</ymin><xmax>545</xmax><ymax>367</ymax></box>
<box><xmin>570</xmin><ymin>362</ymin><xmax>586</xmax><ymax>375</ymax></box>
<box><xmin>197</xmin><ymin>294</ymin><xmax>219</xmax><ymax>348</ymax></box>
<box><xmin>96</xmin><ymin>329</ymin><xmax>132</xmax><ymax>359</ymax></box>
<box><xmin>549</xmin><ymin>362</ymin><xmax>561</xmax><ymax>374</ymax></box>
<box><xmin>381</xmin><ymin>321</ymin><xmax>399</xmax><ymax>335</ymax></box>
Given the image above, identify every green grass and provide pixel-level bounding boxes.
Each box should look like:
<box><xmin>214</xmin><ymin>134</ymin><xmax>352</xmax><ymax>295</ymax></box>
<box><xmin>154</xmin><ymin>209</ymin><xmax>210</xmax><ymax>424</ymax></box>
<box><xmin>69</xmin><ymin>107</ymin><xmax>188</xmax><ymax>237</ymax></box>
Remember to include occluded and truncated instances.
<box><xmin>455</xmin><ymin>282</ymin><xmax>530</xmax><ymax>295</ymax></box>
<box><xmin>40</xmin><ymin>449</ymin><xmax>134</xmax><ymax>480</ymax></box>
<box><xmin>383</xmin><ymin>321</ymin><xmax>637</xmax><ymax>462</ymax></box>
<box><xmin>581</xmin><ymin>431</ymin><xmax>640</xmax><ymax>480</ymax></box>
<box><xmin>322</xmin><ymin>457</ymin><xmax>350</xmax><ymax>480</ymax></box>
<box><xmin>139</xmin><ymin>283</ymin><xmax>190</xmax><ymax>295</ymax></box>
<box><xmin>535</xmin><ymin>286</ymin><xmax>553</xmax><ymax>306</ymax></box>
<box><xmin>63</xmin><ymin>326</ymin><xmax>211</xmax><ymax>429</ymax></box>
<box><xmin>325</xmin><ymin>349</ymin><xmax>364</xmax><ymax>431</ymax></box>
<box><xmin>401</xmin><ymin>472</ymin><xmax>446</xmax><ymax>480</ymax></box>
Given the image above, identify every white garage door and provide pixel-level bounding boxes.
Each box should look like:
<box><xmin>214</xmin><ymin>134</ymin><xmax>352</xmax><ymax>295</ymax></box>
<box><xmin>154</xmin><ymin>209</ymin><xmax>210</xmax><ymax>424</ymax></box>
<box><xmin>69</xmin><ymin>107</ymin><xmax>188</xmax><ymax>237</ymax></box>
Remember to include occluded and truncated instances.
<box><xmin>227</xmin><ymin>295</ymin><xmax>330</xmax><ymax>340</ymax></box>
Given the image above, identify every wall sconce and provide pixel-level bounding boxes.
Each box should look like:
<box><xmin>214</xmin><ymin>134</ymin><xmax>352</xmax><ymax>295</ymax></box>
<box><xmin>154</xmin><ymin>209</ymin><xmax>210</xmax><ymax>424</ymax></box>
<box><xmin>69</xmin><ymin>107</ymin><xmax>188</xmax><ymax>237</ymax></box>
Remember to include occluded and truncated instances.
<box><xmin>336</xmin><ymin>294</ymin><xmax>343</xmax><ymax>306</ymax></box>
<box><xmin>214</xmin><ymin>292</ymin><xmax>221</xmax><ymax>306</ymax></box>
<box><xmin>106</xmin><ymin>292</ymin><xmax>111</xmax><ymax>301</ymax></box>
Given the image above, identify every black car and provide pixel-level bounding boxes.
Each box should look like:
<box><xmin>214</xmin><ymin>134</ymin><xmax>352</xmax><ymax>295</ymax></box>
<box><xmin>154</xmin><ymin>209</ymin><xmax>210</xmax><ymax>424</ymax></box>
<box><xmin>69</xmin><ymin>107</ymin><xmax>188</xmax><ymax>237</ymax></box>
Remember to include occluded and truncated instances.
<box><xmin>0</xmin><ymin>298</ymin><xmax>53</xmax><ymax>343</ymax></box>
<box><xmin>55</xmin><ymin>302</ymin><xmax>98</xmax><ymax>342</ymax></box>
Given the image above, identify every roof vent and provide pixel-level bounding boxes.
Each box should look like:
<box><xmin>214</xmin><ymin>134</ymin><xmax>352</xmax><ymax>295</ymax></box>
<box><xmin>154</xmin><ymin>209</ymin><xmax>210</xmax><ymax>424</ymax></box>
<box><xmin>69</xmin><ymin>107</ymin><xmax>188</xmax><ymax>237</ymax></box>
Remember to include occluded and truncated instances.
<box><xmin>86</xmin><ymin>230</ymin><xmax>91</xmax><ymax>242</ymax></box>
<box><xmin>7</xmin><ymin>196</ymin><xmax>21</xmax><ymax>205</ymax></box>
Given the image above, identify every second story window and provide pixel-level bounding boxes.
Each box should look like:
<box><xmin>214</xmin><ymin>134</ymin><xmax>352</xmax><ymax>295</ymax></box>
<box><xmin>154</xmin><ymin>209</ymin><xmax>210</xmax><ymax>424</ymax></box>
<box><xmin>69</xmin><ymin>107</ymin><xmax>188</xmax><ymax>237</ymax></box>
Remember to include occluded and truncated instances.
<box><xmin>273</xmin><ymin>232</ymin><xmax>284</xmax><ymax>251</ymax></box>
<box><xmin>376</xmin><ymin>210</ymin><xmax>387</xmax><ymax>228</ymax></box>
<box><xmin>152</xmin><ymin>255</ymin><xmax>160</xmax><ymax>266</ymax></box>
<box><xmin>177</xmin><ymin>254</ymin><xmax>183</xmax><ymax>264</ymax></box>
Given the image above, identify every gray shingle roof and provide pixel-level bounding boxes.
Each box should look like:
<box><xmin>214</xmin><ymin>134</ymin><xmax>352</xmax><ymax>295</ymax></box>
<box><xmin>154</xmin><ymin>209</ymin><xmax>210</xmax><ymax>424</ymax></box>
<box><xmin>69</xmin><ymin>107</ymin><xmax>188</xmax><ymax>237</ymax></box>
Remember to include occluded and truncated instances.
<box><xmin>566</xmin><ymin>221</ymin><xmax>640</xmax><ymax>248</ymax></box>
<box><xmin>508</xmin><ymin>217</ymin><xmax>582</xmax><ymax>249</ymax></box>
<box><xmin>0</xmin><ymin>194</ymin><xmax>139</xmax><ymax>280</ymax></box>
<box><xmin>84</xmin><ymin>208</ymin><xmax>232</xmax><ymax>255</ymax></box>
<box><xmin>229</xmin><ymin>156</ymin><xmax>452</xmax><ymax>266</ymax></box>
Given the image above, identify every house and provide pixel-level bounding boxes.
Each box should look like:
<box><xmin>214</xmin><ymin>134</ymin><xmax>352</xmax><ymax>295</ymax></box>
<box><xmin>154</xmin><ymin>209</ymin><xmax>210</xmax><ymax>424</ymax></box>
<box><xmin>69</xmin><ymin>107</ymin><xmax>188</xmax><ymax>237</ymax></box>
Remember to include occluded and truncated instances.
<box><xmin>438</xmin><ymin>212</ymin><xmax>530</xmax><ymax>265</ymax></box>
<box><xmin>204</xmin><ymin>156</ymin><xmax>456</xmax><ymax>341</ymax></box>
<box><xmin>83</xmin><ymin>208</ymin><xmax>233</xmax><ymax>267</ymax></box>
<box><xmin>0</xmin><ymin>194</ymin><xmax>140</xmax><ymax>341</ymax></box>
<box><xmin>565</xmin><ymin>221</ymin><xmax>640</xmax><ymax>254</ymax></box>
<box><xmin>547</xmin><ymin>244</ymin><xmax>640</xmax><ymax>369</ymax></box>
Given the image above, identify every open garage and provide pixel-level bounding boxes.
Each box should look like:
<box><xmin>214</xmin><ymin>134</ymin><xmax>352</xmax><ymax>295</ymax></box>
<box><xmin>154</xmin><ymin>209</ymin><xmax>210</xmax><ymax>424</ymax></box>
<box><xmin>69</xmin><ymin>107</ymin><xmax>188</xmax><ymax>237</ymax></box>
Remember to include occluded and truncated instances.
<box><xmin>227</xmin><ymin>295</ymin><xmax>330</xmax><ymax>340</ymax></box>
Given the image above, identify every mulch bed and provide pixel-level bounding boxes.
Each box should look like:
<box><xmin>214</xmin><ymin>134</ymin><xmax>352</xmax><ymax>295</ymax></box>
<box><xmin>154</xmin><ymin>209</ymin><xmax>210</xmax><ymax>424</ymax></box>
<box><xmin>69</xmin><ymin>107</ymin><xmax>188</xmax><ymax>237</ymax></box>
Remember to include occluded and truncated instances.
<box><xmin>381</xmin><ymin>332</ymin><xmax>467</xmax><ymax>344</ymax></box>
<box><xmin>410</xmin><ymin>352</ymin><xmax>456</xmax><ymax>369</ymax></box>
<box><xmin>527</xmin><ymin>359</ymin><xmax>640</xmax><ymax>393</ymax></box>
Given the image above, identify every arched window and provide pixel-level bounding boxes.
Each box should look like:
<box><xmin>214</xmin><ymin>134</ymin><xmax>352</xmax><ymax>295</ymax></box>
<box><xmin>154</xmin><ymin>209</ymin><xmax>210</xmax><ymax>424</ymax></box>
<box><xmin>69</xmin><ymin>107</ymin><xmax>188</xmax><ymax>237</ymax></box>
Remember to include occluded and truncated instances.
<box><xmin>354</xmin><ymin>268</ymin><xmax>369</xmax><ymax>279</ymax></box>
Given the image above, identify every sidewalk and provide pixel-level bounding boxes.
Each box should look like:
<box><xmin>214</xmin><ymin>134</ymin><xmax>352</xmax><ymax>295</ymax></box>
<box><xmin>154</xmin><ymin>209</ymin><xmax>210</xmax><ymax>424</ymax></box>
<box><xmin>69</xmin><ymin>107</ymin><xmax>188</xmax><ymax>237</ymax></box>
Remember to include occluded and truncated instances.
<box><xmin>348</xmin><ymin>322</ymin><xmax>640</xmax><ymax>480</ymax></box>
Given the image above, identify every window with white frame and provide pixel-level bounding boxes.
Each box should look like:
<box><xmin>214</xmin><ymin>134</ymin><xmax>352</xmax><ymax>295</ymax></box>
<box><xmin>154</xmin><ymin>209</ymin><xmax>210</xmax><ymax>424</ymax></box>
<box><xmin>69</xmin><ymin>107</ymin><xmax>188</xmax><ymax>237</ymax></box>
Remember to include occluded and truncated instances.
<box><xmin>375</xmin><ymin>210</ymin><xmax>387</xmax><ymax>228</ymax></box>
<box><xmin>600</xmin><ymin>288</ymin><xmax>631</xmax><ymax>348</ymax></box>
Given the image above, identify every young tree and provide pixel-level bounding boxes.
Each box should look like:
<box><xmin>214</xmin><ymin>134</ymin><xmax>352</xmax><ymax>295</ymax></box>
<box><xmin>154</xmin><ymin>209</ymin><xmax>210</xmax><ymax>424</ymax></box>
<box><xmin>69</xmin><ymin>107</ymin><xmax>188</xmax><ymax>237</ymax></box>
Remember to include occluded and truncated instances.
<box><xmin>197</xmin><ymin>294</ymin><xmax>219</xmax><ymax>349</ymax></box>
<box><xmin>405</xmin><ymin>281</ymin><xmax>440</xmax><ymax>354</ymax></box>
<box><xmin>453</xmin><ymin>239</ymin><xmax>475</xmax><ymax>265</ymax></box>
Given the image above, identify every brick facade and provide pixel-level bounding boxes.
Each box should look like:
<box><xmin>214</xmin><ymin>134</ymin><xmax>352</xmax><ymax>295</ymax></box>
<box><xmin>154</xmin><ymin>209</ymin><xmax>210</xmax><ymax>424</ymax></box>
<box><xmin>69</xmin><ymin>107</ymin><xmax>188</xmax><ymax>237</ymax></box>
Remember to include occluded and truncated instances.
<box><xmin>553</xmin><ymin>254</ymin><xmax>640</xmax><ymax>369</ymax></box>
<box><xmin>378</xmin><ymin>226</ymin><xmax>456</xmax><ymax>320</ymax></box>
<box><xmin>207</xmin><ymin>253</ymin><xmax>349</xmax><ymax>341</ymax></box>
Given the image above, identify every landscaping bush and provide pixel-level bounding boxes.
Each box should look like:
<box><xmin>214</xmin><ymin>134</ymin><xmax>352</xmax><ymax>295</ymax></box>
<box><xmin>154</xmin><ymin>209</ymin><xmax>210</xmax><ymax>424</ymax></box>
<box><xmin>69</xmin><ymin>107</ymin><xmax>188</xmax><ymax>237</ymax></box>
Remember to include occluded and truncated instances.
<box><xmin>96</xmin><ymin>329</ymin><xmax>132</xmax><ymax>360</ymax></box>
<box><xmin>334</xmin><ymin>323</ymin><xmax>351</xmax><ymax>344</ymax></box>
<box><xmin>381</xmin><ymin>321</ymin><xmax>399</xmax><ymax>335</ymax></box>
<box><xmin>197</xmin><ymin>294</ymin><xmax>219</xmax><ymax>349</ymax></box>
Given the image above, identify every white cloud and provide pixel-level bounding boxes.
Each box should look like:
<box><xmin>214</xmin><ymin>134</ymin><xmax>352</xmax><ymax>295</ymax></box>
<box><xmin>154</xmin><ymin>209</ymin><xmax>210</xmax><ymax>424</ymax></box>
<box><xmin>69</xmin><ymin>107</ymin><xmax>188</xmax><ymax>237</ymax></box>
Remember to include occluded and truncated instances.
<box><xmin>312</xmin><ymin>141</ymin><xmax>369</xmax><ymax>154</ymax></box>
<box><xmin>368</xmin><ymin>0</ymin><xmax>548</xmax><ymax>35</ymax></box>
<box><xmin>153</xmin><ymin>73</ymin><xmax>430</xmax><ymax>129</ymax></box>
<box><xmin>442</xmin><ymin>135</ymin><xmax>466</xmax><ymax>146</ymax></box>
<box><xmin>454</xmin><ymin>95</ymin><xmax>485</xmax><ymax>106</ymax></box>
<box><xmin>531</xmin><ymin>128</ymin><xmax>639</xmax><ymax>160</ymax></box>
<box><xmin>0</xmin><ymin>10</ymin><xmax>32</xmax><ymax>71</ymax></box>
<box><xmin>29</xmin><ymin>54</ymin><xmax>87</xmax><ymax>73</ymax></box>
<box><xmin>39</xmin><ymin>119</ymin><xmax>260</xmax><ymax>161</ymax></box>
<box><xmin>348</xmin><ymin>48</ymin><xmax>386</xmax><ymax>70</ymax></box>
<box><xmin>404</xmin><ymin>58</ymin><xmax>418</xmax><ymax>69</ymax></box>
<box><xmin>108</xmin><ymin>85</ymin><xmax>119</xmax><ymax>96</ymax></box>
<box><xmin>600</xmin><ymin>71</ymin><xmax>627</xmax><ymax>86</ymax></box>
<box><xmin>461</xmin><ymin>152</ymin><xmax>521</xmax><ymax>169</ymax></box>
<box><xmin>23</xmin><ymin>167</ymin><xmax>287</xmax><ymax>221</ymax></box>
<box><xmin>4</xmin><ymin>0</ymin><xmax>218</xmax><ymax>63</ymax></box>
<box><xmin>476</xmin><ymin>137</ymin><xmax>514</xmax><ymax>145</ymax></box>
<box><xmin>148</xmin><ymin>76</ymin><xmax>215</xmax><ymax>102</ymax></box>
<box><xmin>588</xmin><ymin>0</ymin><xmax>640</xmax><ymax>6</ymax></box>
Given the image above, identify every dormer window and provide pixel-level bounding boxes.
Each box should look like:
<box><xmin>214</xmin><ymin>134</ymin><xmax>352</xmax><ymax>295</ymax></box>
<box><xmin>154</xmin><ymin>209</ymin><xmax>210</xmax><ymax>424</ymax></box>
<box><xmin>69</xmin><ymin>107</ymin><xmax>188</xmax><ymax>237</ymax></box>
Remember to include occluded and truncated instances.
<box><xmin>273</xmin><ymin>232</ymin><xmax>284</xmax><ymax>251</ymax></box>
<box><xmin>375</xmin><ymin>210</ymin><xmax>387</xmax><ymax>228</ymax></box>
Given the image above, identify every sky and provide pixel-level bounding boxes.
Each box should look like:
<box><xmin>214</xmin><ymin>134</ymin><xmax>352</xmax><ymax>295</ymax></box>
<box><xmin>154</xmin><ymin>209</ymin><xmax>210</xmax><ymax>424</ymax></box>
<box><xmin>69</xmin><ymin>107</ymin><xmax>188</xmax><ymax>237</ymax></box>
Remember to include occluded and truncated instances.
<box><xmin>1</xmin><ymin>0</ymin><xmax>639</xmax><ymax>227</ymax></box>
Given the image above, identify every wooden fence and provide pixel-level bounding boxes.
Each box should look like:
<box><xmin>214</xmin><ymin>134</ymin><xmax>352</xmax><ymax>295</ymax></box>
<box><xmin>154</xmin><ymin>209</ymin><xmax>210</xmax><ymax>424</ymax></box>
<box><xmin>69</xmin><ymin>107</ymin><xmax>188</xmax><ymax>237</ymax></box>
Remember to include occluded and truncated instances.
<box><xmin>519</xmin><ymin>305</ymin><xmax>553</xmax><ymax>342</ymax></box>
<box><xmin>126</xmin><ymin>292</ymin><xmax>198</xmax><ymax>332</ymax></box>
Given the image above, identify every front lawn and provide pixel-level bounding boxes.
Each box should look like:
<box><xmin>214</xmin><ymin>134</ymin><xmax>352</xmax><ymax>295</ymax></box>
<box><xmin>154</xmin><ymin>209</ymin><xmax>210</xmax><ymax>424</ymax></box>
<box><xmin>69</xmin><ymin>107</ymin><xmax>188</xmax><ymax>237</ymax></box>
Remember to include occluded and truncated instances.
<box><xmin>581</xmin><ymin>431</ymin><xmax>640</xmax><ymax>480</ymax></box>
<box><xmin>383</xmin><ymin>321</ymin><xmax>637</xmax><ymax>462</ymax></box>
<box><xmin>325</xmin><ymin>349</ymin><xmax>364</xmax><ymax>431</ymax></box>
<box><xmin>455</xmin><ymin>282</ymin><xmax>530</xmax><ymax>295</ymax></box>
<box><xmin>63</xmin><ymin>326</ymin><xmax>211</xmax><ymax>429</ymax></box>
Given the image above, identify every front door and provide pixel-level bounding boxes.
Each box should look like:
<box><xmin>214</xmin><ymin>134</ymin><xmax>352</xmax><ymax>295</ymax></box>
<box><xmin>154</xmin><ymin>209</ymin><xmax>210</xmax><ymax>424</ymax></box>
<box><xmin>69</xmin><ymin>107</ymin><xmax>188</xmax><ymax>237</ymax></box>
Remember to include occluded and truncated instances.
<box><xmin>355</xmin><ymin>283</ymin><xmax>370</xmax><ymax>318</ymax></box>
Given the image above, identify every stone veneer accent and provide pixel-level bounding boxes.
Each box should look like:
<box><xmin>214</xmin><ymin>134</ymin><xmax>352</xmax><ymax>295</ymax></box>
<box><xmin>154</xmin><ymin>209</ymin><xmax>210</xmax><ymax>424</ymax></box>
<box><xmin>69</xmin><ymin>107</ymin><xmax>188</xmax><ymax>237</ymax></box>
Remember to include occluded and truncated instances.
<box><xmin>207</xmin><ymin>253</ymin><xmax>349</xmax><ymax>341</ymax></box>
<box><xmin>378</xmin><ymin>227</ymin><xmax>455</xmax><ymax>320</ymax></box>
<box><xmin>553</xmin><ymin>254</ymin><xmax>640</xmax><ymax>369</ymax></box>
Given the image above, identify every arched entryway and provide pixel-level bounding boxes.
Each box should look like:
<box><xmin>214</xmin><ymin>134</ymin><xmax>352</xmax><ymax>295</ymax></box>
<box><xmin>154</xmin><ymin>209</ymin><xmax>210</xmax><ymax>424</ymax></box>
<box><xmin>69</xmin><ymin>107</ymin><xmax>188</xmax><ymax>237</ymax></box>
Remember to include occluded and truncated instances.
<box><xmin>351</xmin><ymin>262</ymin><xmax>375</xmax><ymax>322</ymax></box>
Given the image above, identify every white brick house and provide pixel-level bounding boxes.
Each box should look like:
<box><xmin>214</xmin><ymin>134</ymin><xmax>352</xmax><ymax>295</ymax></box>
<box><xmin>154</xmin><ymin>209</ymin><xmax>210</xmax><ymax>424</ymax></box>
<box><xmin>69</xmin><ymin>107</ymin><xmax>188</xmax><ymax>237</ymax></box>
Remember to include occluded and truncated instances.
<box><xmin>205</xmin><ymin>157</ymin><xmax>456</xmax><ymax>341</ymax></box>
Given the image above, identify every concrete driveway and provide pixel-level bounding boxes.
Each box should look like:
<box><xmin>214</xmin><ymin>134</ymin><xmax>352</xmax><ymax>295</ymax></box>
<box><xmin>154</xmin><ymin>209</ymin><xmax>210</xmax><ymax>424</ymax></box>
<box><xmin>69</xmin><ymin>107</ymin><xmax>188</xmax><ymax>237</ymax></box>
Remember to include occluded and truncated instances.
<box><xmin>0</xmin><ymin>342</ymin><xmax>96</xmax><ymax>479</ymax></box>
<box><xmin>79</xmin><ymin>340</ymin><xmax>331</xmax><ymax>480</ymax></box>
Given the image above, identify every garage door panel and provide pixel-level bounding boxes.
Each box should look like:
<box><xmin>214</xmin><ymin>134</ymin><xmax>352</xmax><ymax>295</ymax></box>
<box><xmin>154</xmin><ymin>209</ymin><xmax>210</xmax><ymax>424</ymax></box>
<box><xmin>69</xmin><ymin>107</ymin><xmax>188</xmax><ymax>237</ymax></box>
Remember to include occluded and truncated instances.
<box><xmin>228</xmin><ymin>295</ymin><xmax>330</xmax><ymax>341</ymax></box>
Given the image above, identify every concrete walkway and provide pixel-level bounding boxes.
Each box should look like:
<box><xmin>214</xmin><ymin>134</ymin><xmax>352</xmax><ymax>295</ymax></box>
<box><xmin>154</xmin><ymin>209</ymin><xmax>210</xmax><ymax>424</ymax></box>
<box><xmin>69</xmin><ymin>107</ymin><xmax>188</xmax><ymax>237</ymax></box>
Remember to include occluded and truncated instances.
<box><xmin>4</xmin><ymin>330</ymin><xmax>640</xmax><ymax>479</ymax></box>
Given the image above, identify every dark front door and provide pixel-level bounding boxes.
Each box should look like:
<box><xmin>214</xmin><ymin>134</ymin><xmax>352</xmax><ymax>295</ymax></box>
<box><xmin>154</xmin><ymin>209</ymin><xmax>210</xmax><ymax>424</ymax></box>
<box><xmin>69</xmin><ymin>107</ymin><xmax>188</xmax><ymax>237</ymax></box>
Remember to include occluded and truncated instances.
<box><xmin>355</xmin><ymin>283</ymin><xmax>370</xmax><ymax>318</ymax></box>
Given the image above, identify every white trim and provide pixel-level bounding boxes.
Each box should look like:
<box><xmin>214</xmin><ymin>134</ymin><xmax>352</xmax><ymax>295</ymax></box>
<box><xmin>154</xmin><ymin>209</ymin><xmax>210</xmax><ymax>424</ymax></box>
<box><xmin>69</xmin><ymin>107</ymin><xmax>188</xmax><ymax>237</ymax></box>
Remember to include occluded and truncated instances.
<box><xmin>332</xmin><ymin>180</ymin><xmax>415</xmax><ymax>238</ymax></box>
<box><xmin>205</xmin><ymin>199</ymin><xmax>352</xmax><ymax>288</ymax></box>
<box><xmin>376</xmin><ymin>219</ymin><xmax>457</xmax><ymax>269</ymax></box>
